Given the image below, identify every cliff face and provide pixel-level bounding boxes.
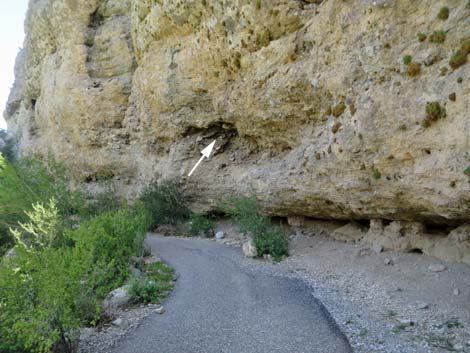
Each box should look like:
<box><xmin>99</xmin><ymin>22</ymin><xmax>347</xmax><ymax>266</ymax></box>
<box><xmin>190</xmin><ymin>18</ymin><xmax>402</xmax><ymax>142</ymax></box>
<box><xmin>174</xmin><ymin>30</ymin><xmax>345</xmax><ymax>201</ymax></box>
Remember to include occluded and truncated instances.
<box><xmin>6</xmin><ymin>0</ymin><xmax>470</xmax><ymax>225</ymax></box>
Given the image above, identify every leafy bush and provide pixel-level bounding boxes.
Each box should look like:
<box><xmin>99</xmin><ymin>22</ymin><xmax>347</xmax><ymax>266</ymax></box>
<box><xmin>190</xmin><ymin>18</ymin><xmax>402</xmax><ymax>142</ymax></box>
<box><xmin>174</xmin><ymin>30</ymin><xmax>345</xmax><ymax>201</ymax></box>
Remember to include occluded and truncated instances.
<box><xmin>220</xmin><ymin>195</ymin><xmax>288</xmax><ymax>260</ymax></box>
<box><xmin>129</xmin><ymin>262</ymin><xmax>174</xmax><ymax>304</ymax></box>
<box><xmin>138</xmin><ymin>179</ymin><xmax>188</xmax><ymax>229</ymax></box>
<box><xmin>10</xmin><ymin>199</ymin><xmax>63</xmax><ymax>250</ymax></box>
<box><xmin>252</xmin><ymin>226</ymin><xmax>289</xmax><ymax>260</ymax></box>
<box><xmin>185</xmin><ymin>213</ymin><xmax>215</xmax><ymax>237</ymax></box>
<box><xmin>69</xmin><ymin>208</ymin><xmax>149</xmax><ymax>296</ymax></box>
<box><xmin>0</xmin><ymin>154</ymin><xmax>87</xmax><ymax>255</ymax></box>
<box><xmin>0</xmin><ymin>202</ymin><xmax>150</xmax><ymax>352</ymax></box>
<box><xmin>0</xmin><ymin>248</ymin><xmax>88</xmax><ymax>353</ymax></box>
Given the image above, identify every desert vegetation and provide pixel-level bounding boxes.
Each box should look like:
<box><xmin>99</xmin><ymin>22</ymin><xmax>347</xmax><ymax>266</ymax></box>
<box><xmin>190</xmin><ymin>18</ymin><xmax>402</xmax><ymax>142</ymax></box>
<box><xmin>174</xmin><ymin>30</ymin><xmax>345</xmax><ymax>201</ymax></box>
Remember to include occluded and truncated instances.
<box><xmin>0</xmin><ymin>152</ymin><xmax>174</xmax><ymax>353</ymax></box>
<box><xmin>220</xmin><ymin>195</ymin><xmax>289</xmax><ymax>261</ymax></box>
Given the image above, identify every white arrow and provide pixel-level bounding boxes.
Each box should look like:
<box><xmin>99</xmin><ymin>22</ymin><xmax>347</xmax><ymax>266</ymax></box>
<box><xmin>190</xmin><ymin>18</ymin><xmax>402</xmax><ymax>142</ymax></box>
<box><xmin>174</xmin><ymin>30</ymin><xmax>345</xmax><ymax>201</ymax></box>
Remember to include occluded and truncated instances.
<box><xmin>188</xmin><ymin>140</ymin><xmax>216</xmax><ymax>177</ymax></box>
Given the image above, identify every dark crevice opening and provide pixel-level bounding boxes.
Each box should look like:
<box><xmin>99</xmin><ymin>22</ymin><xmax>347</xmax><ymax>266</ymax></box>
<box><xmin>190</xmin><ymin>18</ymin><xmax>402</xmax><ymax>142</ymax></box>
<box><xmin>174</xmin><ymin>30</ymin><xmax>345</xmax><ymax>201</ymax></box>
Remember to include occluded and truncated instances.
<box><xmin>183</xmin><ymin>122</ymin><xmax>238</xmax><ymax>155</ymax></box>
<box><xmin>424</xmin><ymin>223</ymin><xmax>459</xmax><ymax>236</ymax></box>
<box><xmin>89</xmin><ymin>9</ymin><xmax>104</xmax><ymax>28</ymax></box>
<box><xmin>355</xmin><ymin>219</ymin><xmax>371</xmax><ymax>228</ymax></box>
<box><xmin>408</xmin><ymin>248</ymin><xmax>424</xmax><ymax>254</ymax></box>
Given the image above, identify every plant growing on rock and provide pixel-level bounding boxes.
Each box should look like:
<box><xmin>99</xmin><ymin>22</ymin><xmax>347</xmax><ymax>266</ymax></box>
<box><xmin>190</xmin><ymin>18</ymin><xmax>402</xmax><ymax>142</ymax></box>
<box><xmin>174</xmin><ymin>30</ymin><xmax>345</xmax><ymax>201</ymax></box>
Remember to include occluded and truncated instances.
<box><xmin>461</xmin><ymin>37</ymin><xmax>470</xmax><ymax>55</ymax></box>
<box><xmin>331</xmin><ymin>102</ymin><xmax>346</xmax><ymax>117</ymax></box>
<box><xmin>417</xmin><ymin>32</ymin><xmax>427</xmax><ymax>42</ymax></box>
<box><xmin>407</xmin><ymin>62</ymin><xmax>421</xmax><ymax>77</ymax></box>
<box><xmin>372</xmin><ymin>169</ymin><xmax>382</xmax><ymax>180</ymax></box>
<box><xmin>464</xmin><ymin>166</ymin><xmax>470</xmax><ymax>177</ymax></box>
<box><xmin>429</xmin><ymin>30</ymin><xmax>446</xmax><ymax>43</ymax></box>
<box><xmin>422</xmin><ymin>101</ymin><xmax>446</xmax><ymax>127</ymax></box>
<box><xmin>449</xmin><ymin>50</ymin><xmax>467</xmax><ymax>69</ymax></box>
<box><xmin>403</xmin><ymin>55</ymin><xmax>412</xmax><ymax>65</ymax></box>
<box><xmin>437</xmin><ymin>6</ymin><xmax>450</xmax><ymax>20</ymax></box>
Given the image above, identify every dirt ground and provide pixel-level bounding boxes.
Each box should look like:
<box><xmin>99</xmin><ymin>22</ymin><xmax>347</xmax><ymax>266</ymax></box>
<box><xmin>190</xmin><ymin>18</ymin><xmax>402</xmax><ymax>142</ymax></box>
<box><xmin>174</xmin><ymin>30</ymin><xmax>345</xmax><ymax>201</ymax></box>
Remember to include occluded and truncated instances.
<box><xmin>217</xmin><ymin>219</ymin><xmax>470</xmax><ymax>353</ymax></box>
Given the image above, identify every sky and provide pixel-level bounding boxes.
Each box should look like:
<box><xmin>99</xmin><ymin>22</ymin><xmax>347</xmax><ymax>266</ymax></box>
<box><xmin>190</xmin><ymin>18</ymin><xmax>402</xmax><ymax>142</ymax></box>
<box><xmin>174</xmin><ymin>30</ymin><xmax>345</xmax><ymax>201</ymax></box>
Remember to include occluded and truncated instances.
<box><xmin>0</xmin><ymin>1</ymin><xmax>29</xmax><ymax>130</ymax></box>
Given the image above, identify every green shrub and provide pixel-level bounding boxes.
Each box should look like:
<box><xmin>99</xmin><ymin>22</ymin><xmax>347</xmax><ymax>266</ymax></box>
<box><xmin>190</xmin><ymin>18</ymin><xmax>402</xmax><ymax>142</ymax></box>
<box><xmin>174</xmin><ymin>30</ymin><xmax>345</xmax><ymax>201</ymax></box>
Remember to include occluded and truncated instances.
<box><xmin>69</xmin><ymin>208</ymin><xmax>148</xmax><ymax>295</ymax></box>
<box><xmin>0</xmin><ymin>151</ymin><xmax>157</xmax><ymax>352</ymax></box>
<box><xmin>403</xmin><ymin>55</ymin><xmax>412</xmax><ymax>65</ymax></box>
<box><xmin>10</xmin><ymin>199</ymin><xmax>63</xmax><ymax>250</ymax></box>
<box><xmin>185</xmin><ymin>213</ymin><xmax>215</xmax><ymax>237</ymax></box>
<box><xmin>423</xmin><ymin>101</ymin><xmax>446</xmax><ymax>127</ymax></box>
<box><xmin>437</xmin><ymin>6</ymin><xmax>449</xmax><ymax>20</ymax></box>
<box><xmin>417</xmin><ymin>32</ymin><xmax>427</xmax><ymax>42</ymax></box>
<box><xmin>129</xmin><ymin>262</ymin><xmax>174</xmax><ymax>304</ymax></box>
<box><xmin>220</xmin><ymin>195</ymin><xmax>288</xmax><ymax>260</ymax></box>
<box><xmin>429</xmin><ymin>30</ymin><xmax>446</xmax><ymax>43</ymax></box>
<box><xmin>252</xmin><ymin>226</ymin><xmax>289</xmax><ymax>260</ymax></box>
<box><xmin>464</xmin><ymin>166</ymin><xmax>470</xmax><ymax>177</ymax></box>
<box><xmin>0</xmin><ymin>204</ymin><xmax>150</xmax><ymax>352</ymax></box>
<box><xmin>449</xmin><ymin>50</ymin><xmax>467</xmax><ymax>69</ymax></box>
<box><xmin>0</xmin><ymin>154</ymin><xmax>85</xmax><ymax>253</ymax></box>
<box><xmin>138</xmin><ymin>179</ymin><xmax>188</xmax><ymax>230</ymax></box>
<box><xmin>0</xmin><ymin>247</ymin><xmax>92</xmax><ymax>353</ymax></box>
<box><xmin>372</xmin><ymin>169</ymin><xmax>382</xmax><ymax>180</ymax></box>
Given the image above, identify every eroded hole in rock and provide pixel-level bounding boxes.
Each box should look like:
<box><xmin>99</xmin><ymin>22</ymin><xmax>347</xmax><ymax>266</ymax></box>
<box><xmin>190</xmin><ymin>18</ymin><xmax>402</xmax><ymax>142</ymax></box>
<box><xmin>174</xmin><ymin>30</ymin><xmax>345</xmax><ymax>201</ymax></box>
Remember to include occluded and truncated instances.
<box><xmin>88</xmin><ymin>9</ymin><xmax>104</xmax><ymax>28</ymax></box>
<box><xmin>184</xmin><ymin>122</ymin><xmax>238</xmax><ymax>155</ymax></box>
<box><xmin>356</xmin><ymin>219</ymin><xmax>371</xmax><ymax>230</ymax></box>
<box><xmin>272</xmin><ymin>216</ymin><xmax>289</xmax><ymax>226</ymax></box>
<box><xmin>425</xmin><ymin>223</ymin><xmax>459</xmax><ymax>236</ymax></box>
<box><xmin>408</xmin><ymin>248</ymin><xmax>424</xmax><ymax>254</ymax></box>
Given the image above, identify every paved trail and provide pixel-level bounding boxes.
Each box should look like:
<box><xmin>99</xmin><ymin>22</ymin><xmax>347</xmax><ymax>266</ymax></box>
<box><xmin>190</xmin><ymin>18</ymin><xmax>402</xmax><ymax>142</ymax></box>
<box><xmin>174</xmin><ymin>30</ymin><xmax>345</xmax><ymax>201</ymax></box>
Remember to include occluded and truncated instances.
<box><xmin>113</xmin><ymin>236</ymin><xmax>352</xmax><ymax>353</ymax></box>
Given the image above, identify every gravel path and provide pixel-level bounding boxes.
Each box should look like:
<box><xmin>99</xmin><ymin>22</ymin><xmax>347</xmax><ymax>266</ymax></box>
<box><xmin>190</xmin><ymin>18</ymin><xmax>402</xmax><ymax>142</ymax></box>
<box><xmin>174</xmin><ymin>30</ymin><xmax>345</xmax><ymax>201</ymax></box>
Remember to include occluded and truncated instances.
<box><xmin>112</xmin><ymin>236</ymin><xmax>352</xmax><ymax>353</ymax></box>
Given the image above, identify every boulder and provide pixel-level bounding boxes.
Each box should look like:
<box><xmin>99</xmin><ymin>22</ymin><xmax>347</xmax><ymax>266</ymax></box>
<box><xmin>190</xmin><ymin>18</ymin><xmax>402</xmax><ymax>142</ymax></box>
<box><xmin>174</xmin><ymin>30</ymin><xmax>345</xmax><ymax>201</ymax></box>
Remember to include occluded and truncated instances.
<box><xmin>103</xmin><ymin>285</ymin><xmax>132</xmax><ymax>316</ymax></box>
<box><xmin>242</xmin><ymin>240</ymin><xmax>257</xmax><ymax>258</ymax></box>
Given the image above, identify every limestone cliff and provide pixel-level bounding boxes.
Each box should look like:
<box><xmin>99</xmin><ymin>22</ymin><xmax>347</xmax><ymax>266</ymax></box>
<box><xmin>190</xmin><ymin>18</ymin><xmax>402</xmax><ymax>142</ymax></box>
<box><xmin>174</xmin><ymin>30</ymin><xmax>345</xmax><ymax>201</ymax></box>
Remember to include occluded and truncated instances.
<box><xmin>5</xmin><ymin>1</ymin><xmax>470</xmax><ymax>235</ymax></box>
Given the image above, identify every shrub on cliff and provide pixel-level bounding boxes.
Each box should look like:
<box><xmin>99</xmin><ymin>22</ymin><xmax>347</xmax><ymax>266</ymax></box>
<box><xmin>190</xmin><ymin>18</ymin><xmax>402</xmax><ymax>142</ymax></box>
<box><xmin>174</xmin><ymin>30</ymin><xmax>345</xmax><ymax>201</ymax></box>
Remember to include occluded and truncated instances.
<box><xmin>220</xmin><ymin>195</ymin><xmax>288</xmax><ymax>260</ymax></box>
